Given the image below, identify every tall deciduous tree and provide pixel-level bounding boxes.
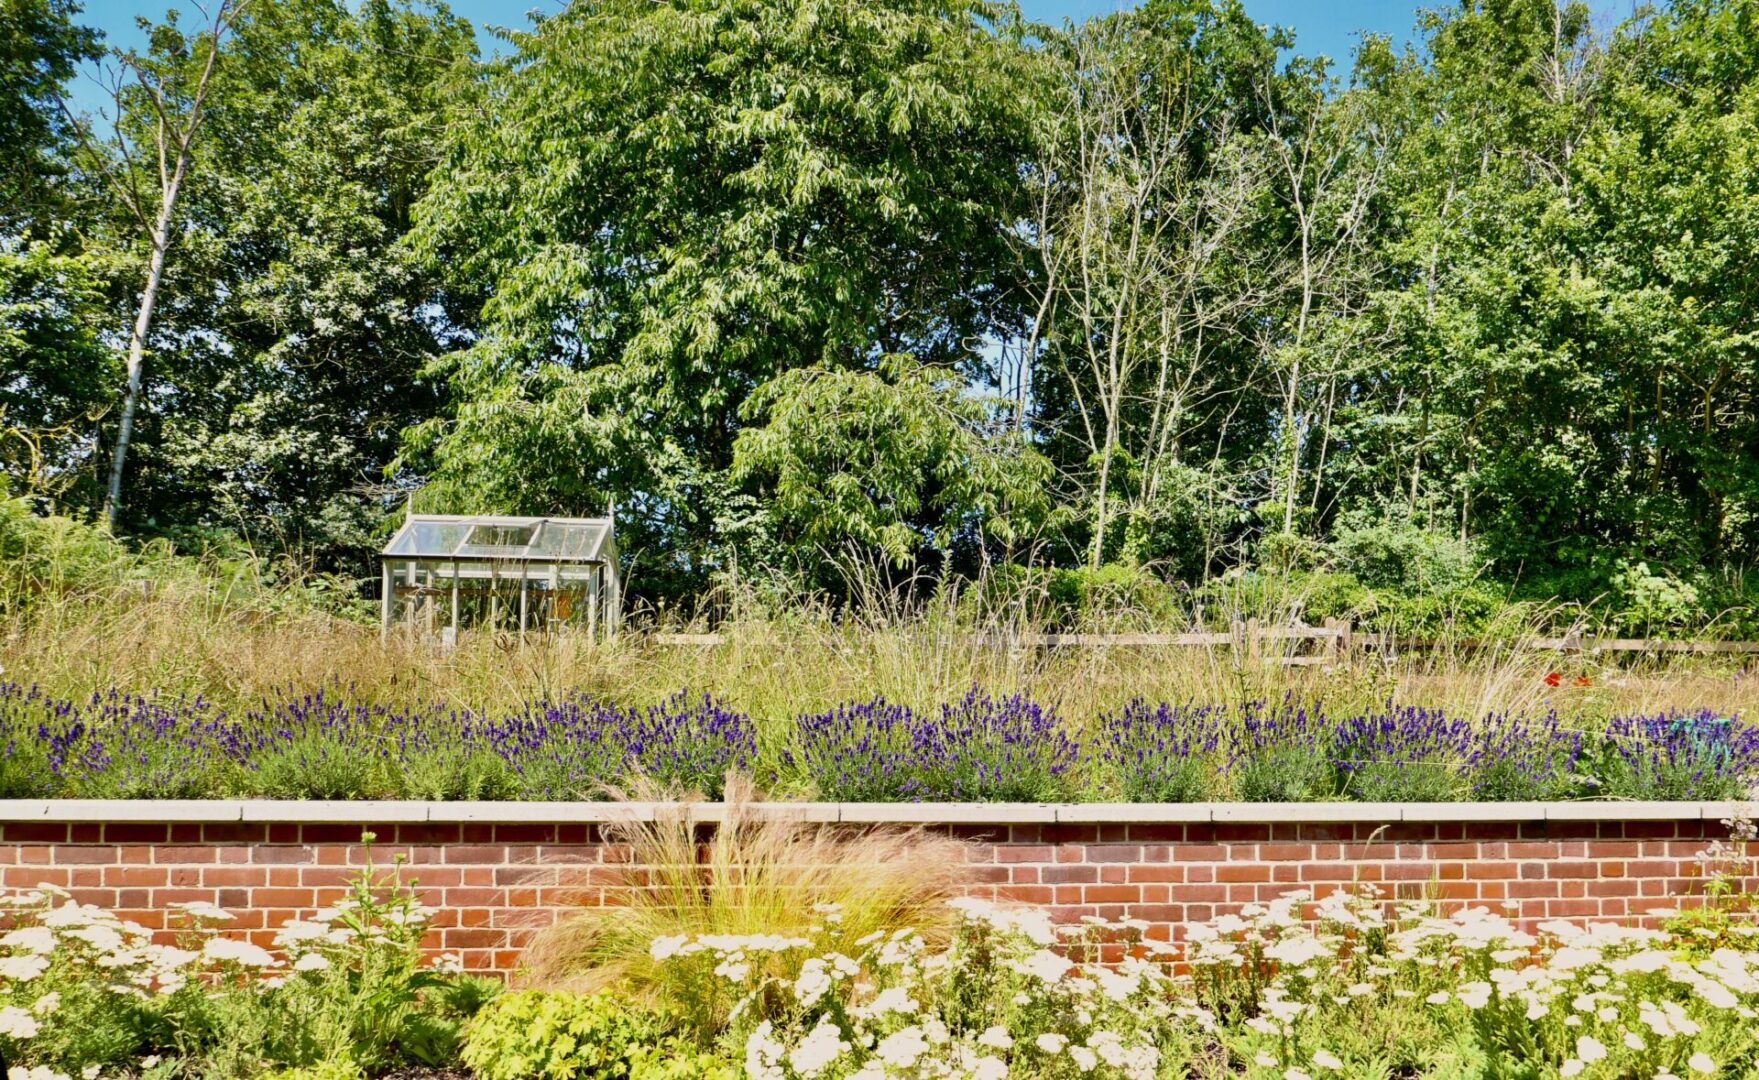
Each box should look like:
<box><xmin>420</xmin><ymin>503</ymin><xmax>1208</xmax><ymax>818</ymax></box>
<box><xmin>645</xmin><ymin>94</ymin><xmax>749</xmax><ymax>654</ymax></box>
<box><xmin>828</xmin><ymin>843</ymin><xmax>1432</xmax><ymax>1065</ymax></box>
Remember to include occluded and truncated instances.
<box><xmin>121</xmin><ymin>0</ymin><xmax>477</xmax><ymax>564</ymax></box>
<box><xmin>0</xmin><ymin>0</ymin><xmax>99</xmax><ymax>220</ymax></box>
<box><xmin>407</xmin><ymin>0</ymin><xmax>1047</xmax><ymax>593</ymax></box>
<box><xmin>1026</xmin><ymin>0</ymin><xmax>1286</xmax><ymax>577</ymax></box>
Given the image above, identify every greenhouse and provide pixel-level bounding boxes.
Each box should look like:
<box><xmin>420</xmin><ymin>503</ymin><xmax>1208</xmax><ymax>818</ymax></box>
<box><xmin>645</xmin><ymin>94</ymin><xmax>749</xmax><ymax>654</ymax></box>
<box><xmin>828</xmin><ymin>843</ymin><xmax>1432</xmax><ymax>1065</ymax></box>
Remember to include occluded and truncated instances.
<box><xmin>378</xmin><ymin>514</ymin><xmax>621</xmax><ymax>640</ymax></box>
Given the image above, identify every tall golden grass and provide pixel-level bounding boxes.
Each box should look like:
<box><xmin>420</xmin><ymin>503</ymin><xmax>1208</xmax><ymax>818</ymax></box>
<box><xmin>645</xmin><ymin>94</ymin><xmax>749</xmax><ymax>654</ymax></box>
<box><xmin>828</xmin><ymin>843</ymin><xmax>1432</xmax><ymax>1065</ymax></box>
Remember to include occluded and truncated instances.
<box><xmin>518</xmin><ymin>776</ymin><xmax>969</xmax><ymax>1031</ymax></box>
<box><xmin>4</xmin><ymin>559</ymin><xmax>1756</xmax><ymax>724</ymax></box>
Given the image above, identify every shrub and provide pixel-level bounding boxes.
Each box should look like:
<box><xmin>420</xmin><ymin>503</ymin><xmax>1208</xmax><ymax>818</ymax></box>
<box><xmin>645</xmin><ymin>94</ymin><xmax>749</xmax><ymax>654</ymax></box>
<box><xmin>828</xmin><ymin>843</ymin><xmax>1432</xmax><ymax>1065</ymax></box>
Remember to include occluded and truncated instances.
<box><xmin>0</xmin><ymin>683</ymin><xmax>243</xmax><ymax>799</ymax></box>
<box><xmin>0</xmin><ymin>889</ymin><xmax>186</xmax><ymax>1071</ymax></box>
<box><xmin>788</xmin><ymin>687</ymin><xmax>1079</xmax><ymax>802</ymax></box>
<box><xmin>1045</xmin><ymin>562</ymin><xmax>1182</xmax><ymax>629</ymax></box>
<box><xmin>483</xmin><ymin>690</ymin><xmax>757</xmax><ymax>800</ymax></box>
<box><xmin>660</xmin><ymin>898</ymin><xmax>1190</xmax><ymax>1080</ymax></box>
<box><xmin>1329</xmin><ymin>704</ymin><xmax>1475</xmax><ymax>802</ymax></box>
<box><xmin>1328</xmin><ymin>513</ymin><xmax>1482</xmax><ymax>593</ymax></box>
<box><xmin>1228</xmin><ymin>700</ymin><xmax>1335</xmax><ymax>802</ymax></box>
<box><xmin>462</xmin><ymin>990</ymin><xmax>671</xmax><ymax>1080</ymax></box>
<box><xmin>253</xmin><ymin>848</ymin><xmax>490</xmax><ymax>1070</ymax></box>
<box><xmin>1468</xmin><ymin>711</ymin><xmax>1585</xmax><ymax>800</ymax></box>
<box><xmin>241</xmin><ymin>689</ymin><xmax>513</xmax><ymax>801</ymax></box>
<box><xmin>1610</xmin><ymin>560</ymin><xmax>1706</xmax><ymax>636</ymax></box>
<box><xmin>0</xmin><ymin>682</ymin><xmax>61</xmax><ymax>797</ymax></box>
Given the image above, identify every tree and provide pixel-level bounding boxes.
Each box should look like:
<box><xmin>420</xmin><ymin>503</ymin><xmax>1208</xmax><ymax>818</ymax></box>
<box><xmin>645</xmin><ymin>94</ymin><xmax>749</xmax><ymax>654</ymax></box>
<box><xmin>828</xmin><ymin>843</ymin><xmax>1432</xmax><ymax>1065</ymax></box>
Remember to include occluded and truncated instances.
<box><xmin>68</xmin><ymin>0</ymin><xmax>251</xmax><ymax>531</ymax></box>
<box><xmin>116</xmin><ymin>0</ymin><xmax>477</xmax><ymax>566</ymax></box>
<box><xmin>1025</xmin><ymin>0</ymin><xmax>1286</xmax><ymax>576</ymax></box>
<box><xmin>407</xmin><ymin>0</ymin><xmax>1048</xmax><ymax>596</ymax></box>
<box><xmin>1256</xmin><ymin>57</ymin><xmax>1386</xmax><ymax>540</ymax></box>
<box><xmin>0</xmin><ymin>0</ymin><xmax>99</xmax><ymax>221</ymax></box>
<box><xmin>0</xmin><ymin>0</ymin><xmax>109</xmax><ymax>498</ymax></box>
<box><xmin>733</xmin><ymin>355</ymin><xmax>1054</xmax><ymax>571</ymax></box>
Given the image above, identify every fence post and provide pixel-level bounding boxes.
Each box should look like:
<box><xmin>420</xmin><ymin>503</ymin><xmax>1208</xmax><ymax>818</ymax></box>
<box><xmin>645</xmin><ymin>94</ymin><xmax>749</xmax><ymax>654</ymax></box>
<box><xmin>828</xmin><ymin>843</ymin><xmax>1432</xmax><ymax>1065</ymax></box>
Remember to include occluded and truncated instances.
<box><xmin>1323</xmin><ymin>617</ymin><xmax>1340</xmax><ymax>665</ymax></box>
<box><xmin>1247</xmin><ymin>617</ymin><xmax>1262</xmax><ymax>662</ymax></box>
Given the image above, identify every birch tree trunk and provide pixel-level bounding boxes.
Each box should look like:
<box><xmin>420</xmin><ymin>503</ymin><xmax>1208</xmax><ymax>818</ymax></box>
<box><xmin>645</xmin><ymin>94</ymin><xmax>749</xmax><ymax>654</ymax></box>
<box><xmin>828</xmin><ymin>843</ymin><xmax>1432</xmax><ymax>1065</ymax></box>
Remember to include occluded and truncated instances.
<box><xmin>106</xmin><ymin>175</ymin><xmax>185</xmax><ymax>530</ymax></box>
<box><xmin>92</xmin><ymin>0</ymin><xmax>247</xmax><ymax>532</ymax></box>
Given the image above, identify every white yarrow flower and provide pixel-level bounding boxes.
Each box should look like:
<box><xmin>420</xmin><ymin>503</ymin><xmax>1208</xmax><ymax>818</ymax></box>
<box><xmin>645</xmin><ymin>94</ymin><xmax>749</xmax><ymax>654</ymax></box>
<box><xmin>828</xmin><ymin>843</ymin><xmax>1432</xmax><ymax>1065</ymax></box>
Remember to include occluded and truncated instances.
<box><xmin>0</xmin><ymin>1005</ymin><xmax>42</xmax><ymax>1039</ymax></box>
<box><xmin>202</xmin><ymin>937</ymin><xmax>277</xmax><ymax>967</ymax></box>
<box><xmin>976</xmin><ymin>1025</ymin><xmax>1013</xmax><ymax>1050</ymax></box>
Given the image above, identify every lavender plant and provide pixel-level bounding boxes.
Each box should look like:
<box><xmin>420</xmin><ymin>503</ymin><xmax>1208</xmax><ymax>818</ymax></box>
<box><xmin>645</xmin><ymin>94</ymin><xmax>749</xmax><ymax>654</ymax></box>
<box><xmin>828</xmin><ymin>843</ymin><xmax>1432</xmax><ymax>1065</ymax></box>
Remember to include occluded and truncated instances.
<box><xmin>1467</xmin><ymin>710</ymin><xmax>1585</xmax><ymax>801</ymax></box>
<box><xmin>0</xmin><ymin>682</ymin><xmax>66</xmax><ymax>797</ymax></box>
<box><xmin>1</xmin><ymin>679</ymin><xmax>1754</xmax><ymax>804</ymax></box>
<box><xmin>1594</xmin><ymin>710</ymin><xmax>1759</xmax><ymax>800</ymax></box>
<box><xmin>788</xmin><ymin>687</ymin><xmax>1079</xmax><ymax>801</ymax></box>
<box><xmin>1093</xmin><ymin>700</ymin><xmax>1228</xmax><ymax>802</ymax></box>
<box><xmin>1329</xmin><ymin>704</ymin><xmax>1475</xmax><ymax>802</ymax></box>
<box><xmin>0</xmin><ymin>683</ymin><xmax>243</xmax><ymax>799</ymax></box>
<box><xmin>482</xmin><ymin>690</ymin><xmax>756</xmax><ymax>799</ymax></box>
<box><xmin>242</xmin><ymin>689</ymin><xmax>494</xmax><ymax>801</ymax></box>
<box><xmin>1228</xmin><ymin>700</ymin><xmax>1335</xmax><ymax>802</ymax></box>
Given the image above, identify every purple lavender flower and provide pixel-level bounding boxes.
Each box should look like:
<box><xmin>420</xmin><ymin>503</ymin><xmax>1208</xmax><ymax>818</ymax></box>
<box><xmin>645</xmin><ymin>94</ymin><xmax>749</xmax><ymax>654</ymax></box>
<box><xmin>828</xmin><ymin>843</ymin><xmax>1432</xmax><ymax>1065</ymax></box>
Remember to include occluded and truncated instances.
<box><xmin>790</xmin><ymin>687</ymin><xmax>1077</xmax><ymax>802</ymax></box>
<box><xmin>1597</xmin><ymin>711</ymin><xmax>1759</xmax><ymax>800</ymax></box>
<box><xmin>1329</xmin><ymin>704</ymin><xmax>1474</xmax><ymax>801</ymax></box>
<box><xmin>1095</xmin><ymin>700</ymin><xmax>1227</xmax><ymax>801</ymax></box>
<box><xmin>481</xmin><ymin>689</ymin><xmax>754</xmax><ymax>799</ymax></box>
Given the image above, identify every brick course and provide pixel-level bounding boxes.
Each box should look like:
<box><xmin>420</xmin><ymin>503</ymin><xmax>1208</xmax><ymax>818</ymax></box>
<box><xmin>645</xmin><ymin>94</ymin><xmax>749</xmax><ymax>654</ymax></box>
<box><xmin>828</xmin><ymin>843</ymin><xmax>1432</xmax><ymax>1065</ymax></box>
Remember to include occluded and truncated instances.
<box><xmin>0</xmin><ymin>814</ymin><xmax>1731</xmax><ymax>973</ymax></box>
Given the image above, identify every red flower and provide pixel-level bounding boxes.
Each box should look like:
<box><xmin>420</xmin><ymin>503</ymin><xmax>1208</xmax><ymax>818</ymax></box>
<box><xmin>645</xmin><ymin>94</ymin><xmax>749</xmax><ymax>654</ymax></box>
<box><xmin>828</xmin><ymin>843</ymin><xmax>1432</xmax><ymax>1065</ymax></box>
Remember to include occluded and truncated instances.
<box><xmin>1544</xmin><ymin>672</ymin><xmax>1563</xmax><ymax>688</ymax></box>
<box><xmin>1573</xmin><ymin>675</ymin><xmax>1592</xmax><ymax>687</ymax></box>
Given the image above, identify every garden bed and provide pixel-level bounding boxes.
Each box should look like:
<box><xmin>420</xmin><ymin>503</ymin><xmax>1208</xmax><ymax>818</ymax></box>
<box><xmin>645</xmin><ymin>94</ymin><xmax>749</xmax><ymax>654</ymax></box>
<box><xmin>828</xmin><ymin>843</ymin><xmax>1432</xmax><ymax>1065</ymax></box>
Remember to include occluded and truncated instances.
<box><xmin>0</xmin><ymin>798</ymin><xmax>1755</xmax><ymax>1079</ymax></box>
<box><xmin>3</xmin><ymin>684</ymin><xmax>1755</xmax><ymax>804</ymax></box>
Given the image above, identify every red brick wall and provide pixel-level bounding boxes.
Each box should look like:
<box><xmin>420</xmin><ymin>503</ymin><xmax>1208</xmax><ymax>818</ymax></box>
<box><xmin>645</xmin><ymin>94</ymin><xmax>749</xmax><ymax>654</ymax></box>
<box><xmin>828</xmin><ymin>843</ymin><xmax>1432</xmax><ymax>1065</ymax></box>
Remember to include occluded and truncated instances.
<box><xmin>0</xmin><ymin>818</ymin><xmax>1726</xmax><ymax>973</ymax></box>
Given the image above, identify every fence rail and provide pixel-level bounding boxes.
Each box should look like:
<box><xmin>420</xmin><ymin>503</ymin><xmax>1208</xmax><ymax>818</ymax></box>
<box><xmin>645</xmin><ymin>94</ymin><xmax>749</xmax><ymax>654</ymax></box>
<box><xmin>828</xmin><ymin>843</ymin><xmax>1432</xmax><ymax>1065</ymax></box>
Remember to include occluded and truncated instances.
<box><xmin>650</xmin><ymin>620</ymin><xmax>1759</xmax><ymax>661</ymax></box>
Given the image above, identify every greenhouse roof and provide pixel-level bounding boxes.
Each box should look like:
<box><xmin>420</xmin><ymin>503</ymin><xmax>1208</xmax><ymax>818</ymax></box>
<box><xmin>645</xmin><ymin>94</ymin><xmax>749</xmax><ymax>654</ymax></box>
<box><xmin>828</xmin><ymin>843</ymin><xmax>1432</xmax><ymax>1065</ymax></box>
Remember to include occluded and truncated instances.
<box><xmin>381</xmin><ymin>514</ymin><xmax>615</xmax><ymax>563</ymax></box>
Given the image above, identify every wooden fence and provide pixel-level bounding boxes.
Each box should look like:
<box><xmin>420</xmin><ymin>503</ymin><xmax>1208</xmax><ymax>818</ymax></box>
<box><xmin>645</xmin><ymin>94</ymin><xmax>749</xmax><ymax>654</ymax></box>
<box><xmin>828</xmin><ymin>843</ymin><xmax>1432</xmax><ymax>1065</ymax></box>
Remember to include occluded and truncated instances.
<box><xmin>651</xmin><ymin>619</ymin><xmax>1759</xmax><ymax>664</ymax></box>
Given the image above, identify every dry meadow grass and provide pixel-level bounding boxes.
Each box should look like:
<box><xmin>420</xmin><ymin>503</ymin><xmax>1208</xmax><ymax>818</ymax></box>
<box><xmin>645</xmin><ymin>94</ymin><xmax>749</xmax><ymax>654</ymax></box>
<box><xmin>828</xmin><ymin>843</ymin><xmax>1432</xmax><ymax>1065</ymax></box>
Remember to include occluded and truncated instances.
<box><xmin>3</xmin><ymin>568</ymin><xmax>1755</xmax><ymax>727</ymax></box>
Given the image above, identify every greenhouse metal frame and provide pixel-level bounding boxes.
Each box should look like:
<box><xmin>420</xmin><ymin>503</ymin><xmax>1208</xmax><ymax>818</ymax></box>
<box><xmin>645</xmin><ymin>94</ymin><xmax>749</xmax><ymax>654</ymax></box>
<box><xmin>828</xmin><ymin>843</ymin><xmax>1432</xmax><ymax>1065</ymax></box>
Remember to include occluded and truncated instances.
<box><xmin>378</xmin><ymin>513</ymin><xmax>621</xmax><ymax>641</ymax></box>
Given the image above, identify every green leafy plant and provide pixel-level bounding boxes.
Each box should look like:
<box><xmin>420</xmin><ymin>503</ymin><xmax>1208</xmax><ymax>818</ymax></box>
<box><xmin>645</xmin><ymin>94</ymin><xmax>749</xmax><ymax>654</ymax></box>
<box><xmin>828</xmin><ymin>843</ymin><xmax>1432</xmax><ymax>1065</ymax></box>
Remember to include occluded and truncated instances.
<box><xmin>261</xmin><ymin>837</ymin><xmax>494</xmax><ymax>1069</ymax></box>
<box><xmin>462</xmin><ymin>990</ymin><xmax>674</xmax><ymax>1080</ymax></box>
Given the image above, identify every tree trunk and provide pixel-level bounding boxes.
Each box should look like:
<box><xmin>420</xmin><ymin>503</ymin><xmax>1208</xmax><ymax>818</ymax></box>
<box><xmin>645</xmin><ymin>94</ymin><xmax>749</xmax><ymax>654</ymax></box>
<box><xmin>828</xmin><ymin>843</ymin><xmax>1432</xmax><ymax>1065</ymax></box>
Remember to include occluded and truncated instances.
<box><xmin>104</xmin><ymin>195</ymin><xmax>177</xmax><ymax>532</ymax></box>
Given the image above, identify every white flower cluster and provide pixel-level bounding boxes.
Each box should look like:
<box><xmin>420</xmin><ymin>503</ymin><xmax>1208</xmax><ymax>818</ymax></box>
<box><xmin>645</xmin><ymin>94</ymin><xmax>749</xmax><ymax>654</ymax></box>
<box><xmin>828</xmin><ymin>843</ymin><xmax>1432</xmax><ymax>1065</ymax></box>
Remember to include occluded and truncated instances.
<box><xmin>1187</xmin><ymin>884</ymin><xmax>1759</xmax><ymax>1078</ymax></box>
<box><xmin>0</xmin><ymin>881</ymin><xmax>451</xmax><ymax>1073</ymax></box>
<box><xmin>656</xmin><ymin>898</ymin><xmax>1170</xmax><ymax>1080</ymax></box>
<box><xmin>0</xmin><ymin>887</ymin><xmax>209</xmax><ymax>1005</ymax></box>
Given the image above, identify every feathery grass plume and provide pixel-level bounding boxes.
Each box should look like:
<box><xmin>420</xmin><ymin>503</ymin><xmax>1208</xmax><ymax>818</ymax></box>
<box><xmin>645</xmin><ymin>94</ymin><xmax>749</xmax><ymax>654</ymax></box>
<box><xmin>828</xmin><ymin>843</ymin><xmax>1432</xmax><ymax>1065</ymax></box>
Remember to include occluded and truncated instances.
<box><xmin>517</xmin><ymin>773</ymin><xmax>968</xmax><ymax>1031</ymax></box>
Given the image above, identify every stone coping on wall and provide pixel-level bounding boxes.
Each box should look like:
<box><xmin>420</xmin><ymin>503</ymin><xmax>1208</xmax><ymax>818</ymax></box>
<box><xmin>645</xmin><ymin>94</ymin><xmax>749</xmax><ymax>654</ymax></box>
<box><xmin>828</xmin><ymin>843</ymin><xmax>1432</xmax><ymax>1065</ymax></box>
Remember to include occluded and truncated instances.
<box><xmin>0</xmin><ymin>798</ymin><xmax>1746</xmax><ymax>825</ymax></box>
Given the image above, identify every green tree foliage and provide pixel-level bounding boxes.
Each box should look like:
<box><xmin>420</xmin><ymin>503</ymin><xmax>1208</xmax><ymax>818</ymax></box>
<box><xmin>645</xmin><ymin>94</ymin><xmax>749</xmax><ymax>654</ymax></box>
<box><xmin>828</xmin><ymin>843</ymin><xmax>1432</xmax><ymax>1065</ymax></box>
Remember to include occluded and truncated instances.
<box><xmin>733</xmin><ymin>355</ymin><xmax>1054</xmax><ymax>569</ymax></box>
<box><xmin>0</xmin><ymin>0</ymin><xmax>110</xmax><ymax>497</ymax></box>
<box><xmin>97</xmin><ymin>0</ymin><xmax>476</xmax><ymax>564</ymax></box>
<box><xmin>405</xmin><ymin>0</ymin><xmax>1048</xmax><ymax>592</ymax></box>
<box><xmin>0</xmin><ymin>0</ymin><xmax>99</xmax><ymax>217</ymax></box>
<box><xmin>1318</xmin><ymin>0</ymin><xmax>1759</xmax><ymax>609</ymax></box>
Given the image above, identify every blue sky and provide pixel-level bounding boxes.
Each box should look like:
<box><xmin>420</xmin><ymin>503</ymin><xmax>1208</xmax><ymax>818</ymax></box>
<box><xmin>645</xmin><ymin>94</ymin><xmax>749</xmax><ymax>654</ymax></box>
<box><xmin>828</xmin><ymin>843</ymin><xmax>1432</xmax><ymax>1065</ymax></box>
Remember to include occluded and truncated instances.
<box><xmin>65</xmin><ymin>0</ymin><xmax>1425</xmax><ymax>113</ymax></box>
